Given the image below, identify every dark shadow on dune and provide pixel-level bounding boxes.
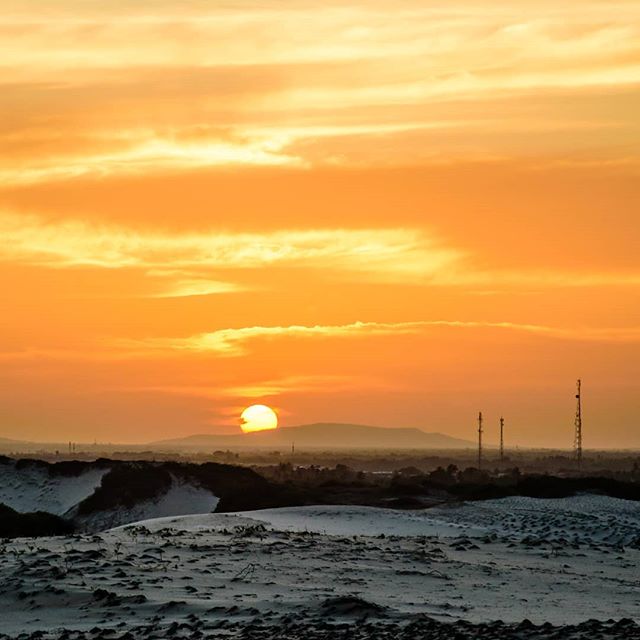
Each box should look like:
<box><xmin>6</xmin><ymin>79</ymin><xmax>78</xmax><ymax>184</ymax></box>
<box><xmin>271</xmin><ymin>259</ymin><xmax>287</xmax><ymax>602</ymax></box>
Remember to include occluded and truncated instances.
<box><xmin>0</xmin><ymin>503</ymin><xmax>74</xmax><ymax>538</ymax></box>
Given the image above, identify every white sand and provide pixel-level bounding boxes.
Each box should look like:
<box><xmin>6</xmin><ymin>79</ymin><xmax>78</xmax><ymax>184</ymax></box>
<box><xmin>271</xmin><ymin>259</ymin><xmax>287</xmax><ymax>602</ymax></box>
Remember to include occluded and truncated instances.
<box><xmin>1</xmin><ymin>495</ymin><xmax>638</xmax><ymax>637</ymax></box>
<box><xmin>74</xmin><ymin>481</ymin><xmax>219</xmax><ymax>531</ymax></box>
<box><xmin>139</xmin><ymin>504</ymin><xmax>486</xmax><ymax>537</ymax></box>
<box><xmin>0</xmin><ymin>462</ymin><xmax>107</xmax><ymax>515</ymax></box>
<box><xmin>0</xmin><ymin>461</ymin><xmax>219</xmax><ymax>529</ymax></box>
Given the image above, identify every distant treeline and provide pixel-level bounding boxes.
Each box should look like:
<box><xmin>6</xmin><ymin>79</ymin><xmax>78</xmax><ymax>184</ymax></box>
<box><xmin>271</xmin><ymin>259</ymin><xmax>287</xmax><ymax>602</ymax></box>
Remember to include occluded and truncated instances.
<box><xmin>4</xmin><ymin>449</ymin><xmax>640</xmax><ymax>478</ymax></box>
<box><xmin>256</xmin><ymin>462</ymin><xmax>640</xmax><ymax>506</ymax></box>
<box><xmin>397</xmin><ymin>465</ymin><xmax>640</xmax><ymax>502</ymax></box>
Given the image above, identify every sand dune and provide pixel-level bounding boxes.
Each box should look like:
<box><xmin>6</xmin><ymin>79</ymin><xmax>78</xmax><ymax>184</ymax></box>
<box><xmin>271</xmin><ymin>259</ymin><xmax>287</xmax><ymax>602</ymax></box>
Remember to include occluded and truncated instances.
<box><xmin>73</xmin><ymin>481</ymin><xmax>219</xmax><ymax>532</ymax></box>
<box><xmin>139</xmin><ymin>504</ymin><xmax>485</xmax><ymax>538</ymax></box>
<box><xmin>1</xmin><ymin>495</ymin><xmax>638</xmax><ymax>639</ymax></box>
<box><xmin>0</xmin><ymin>459</ymin><xmax>281</xmax><ymax>534</ymax></box>
<box><xmin>0</xmin><ymin>460</ymin><xmax>218</xmax><ymax>531</ymax></box>
<box><xmin>0</xmin><ymin>460</ymin><xmax>107</xmax><ymax>516</ymax></box>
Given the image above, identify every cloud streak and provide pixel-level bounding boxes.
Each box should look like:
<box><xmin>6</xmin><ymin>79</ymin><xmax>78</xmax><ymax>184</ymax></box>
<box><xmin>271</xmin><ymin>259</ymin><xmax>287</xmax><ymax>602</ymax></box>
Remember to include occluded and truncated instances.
<box><xmin>6</xmin><ymin>319</ymin><xmax>639</xmax><ymax>364</ymax></box>
<box><xmin>0</xmin><ymin>212</ymin><xmax>462</xmax><ymax>285</ymax></box>
<box><xmin>2</xmin><ymin>212</ymin><xmax>640</xmax><ymax>293</ymax></box>
<box><xmin>1</xmin><ymin>1</ymin><xmax>639</xmax><ymax>182</ymax></box>
<box><xmin>125</xmin><ymin>320</ymin><xmax>640</xmax><ymax>356</ymax></box>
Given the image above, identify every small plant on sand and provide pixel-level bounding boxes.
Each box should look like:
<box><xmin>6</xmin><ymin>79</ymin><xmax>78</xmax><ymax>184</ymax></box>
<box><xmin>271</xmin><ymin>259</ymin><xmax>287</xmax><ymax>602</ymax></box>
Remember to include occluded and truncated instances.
<box><xmin>231</xmin><ymin>562</ymin><xmax>258</xmax><ymax>582</ymax></box>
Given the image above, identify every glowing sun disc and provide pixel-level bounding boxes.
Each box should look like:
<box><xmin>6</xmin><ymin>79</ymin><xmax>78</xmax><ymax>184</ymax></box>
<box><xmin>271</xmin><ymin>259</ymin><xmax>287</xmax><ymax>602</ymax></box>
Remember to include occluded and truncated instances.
<box><xmin>241</xmin><ymin>404</ymin><xmax>278</xmax><ymax>433</ymax></box>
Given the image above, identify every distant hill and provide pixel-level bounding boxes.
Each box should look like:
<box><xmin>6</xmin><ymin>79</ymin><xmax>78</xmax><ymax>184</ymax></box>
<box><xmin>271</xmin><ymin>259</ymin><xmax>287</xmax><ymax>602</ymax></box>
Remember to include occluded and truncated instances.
<box><xmin>0</xmin><ymin>437</ymin><xmax>75</xmax><ymax>454</ymax></box>
<box><xmin>150</xmin><ymin>423</ymin><xmax>474</xmax><ymax>450</ymax></box>
<box><xmin>0</xmin><ymin>436</ymin><xmax>48</xmax><ymax>451</ymax></box>
<box><xmin>0</xmin><ymin>437</ymin><xmax>26</xmax><ymax>444</ymax></box>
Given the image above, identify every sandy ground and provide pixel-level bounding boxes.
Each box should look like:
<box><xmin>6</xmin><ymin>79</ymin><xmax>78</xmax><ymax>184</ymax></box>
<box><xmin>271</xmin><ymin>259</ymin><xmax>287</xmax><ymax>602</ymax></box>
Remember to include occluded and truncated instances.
<box><xmin>0</xmin><ymin>461</ymin><xmax>219</xmax><ymax>529</ymax></box>
<box><xmin>72</xmin><ymin>483</ymin><xmax>219</xmax><ymax>532</ymax></box>
<box><xmin>1</xmin><ymin>496</ymin><xmax>639</xmax><ymax>639</ymax></box>
<box><xmin>0</xmin><ymin>465</ymin><xmax>107</xmax><ymax>516</ymax></box>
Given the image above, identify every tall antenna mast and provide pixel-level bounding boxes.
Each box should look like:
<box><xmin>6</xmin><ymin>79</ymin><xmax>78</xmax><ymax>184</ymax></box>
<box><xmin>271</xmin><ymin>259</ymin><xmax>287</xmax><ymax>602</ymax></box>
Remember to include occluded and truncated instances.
<box><xmin>478</xmin><ymin>411</ymin><xmax>483</xmax><ymax>469</ymax></box>
<box><xmin>499</xmin><ymin>416</ymin><xmax>504</xmax><ymax>462</ymax></box>
<box><xmin>574</xmin><ymin>379</ymin><xmax>582</xmax><ymax>465</ymax></box>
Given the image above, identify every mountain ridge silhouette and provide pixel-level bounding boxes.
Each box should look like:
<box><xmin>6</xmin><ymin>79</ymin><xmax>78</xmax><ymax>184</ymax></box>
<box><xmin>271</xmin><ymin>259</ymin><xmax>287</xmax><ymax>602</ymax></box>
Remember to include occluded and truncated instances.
<box><xmin>150</xmin><ymin>422</ymin><xmax>474</xmax><ymax>449</ymax></box>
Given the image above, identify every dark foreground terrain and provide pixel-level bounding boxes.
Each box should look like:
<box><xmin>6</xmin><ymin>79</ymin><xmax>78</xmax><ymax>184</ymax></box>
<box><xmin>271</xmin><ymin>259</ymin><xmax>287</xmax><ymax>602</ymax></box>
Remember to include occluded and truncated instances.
<box><xmin>1</xmin><ymin>617</ymin><xmax>639</xmax><ymax>640</ymax></box>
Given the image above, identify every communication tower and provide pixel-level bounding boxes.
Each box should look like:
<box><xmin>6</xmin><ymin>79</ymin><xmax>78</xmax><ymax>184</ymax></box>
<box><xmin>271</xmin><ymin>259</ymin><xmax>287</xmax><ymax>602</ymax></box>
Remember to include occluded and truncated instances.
<box><xmin>574</xmin><ymin>379</ymin><xmax>583</xmax><ymax>464</ymax></box>
<box><xmin>478</xmin><ymin>411</ymin><xmax>483</xmax><ymax>469</ymax></box>
<box><xmin>499</xmin><ymin>416</ymin><xmax>505</xmax><ymax>462</ymax></box>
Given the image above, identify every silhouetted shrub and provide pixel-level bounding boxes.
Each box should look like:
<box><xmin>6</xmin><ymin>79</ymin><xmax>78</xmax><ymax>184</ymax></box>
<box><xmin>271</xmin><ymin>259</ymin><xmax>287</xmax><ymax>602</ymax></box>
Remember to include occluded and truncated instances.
<box><xmin>447</xmin><ymin>475</ymin><xmax>640</xmax><ymax>503</ymax></box>
<box><xmin>0</xmin><ymin>503</ymin><xmax>74</xmax><ymax>538</ymax></box>
<box><xmin>77</xmin><ymin>464</ymin><xmax>172</xmax><ymax>515</ymax></box>
<box><xmin>170</xmin><ymin>461</ymin><xmax>306</xmax><ymax>512</ymax></box>
<box><xmin>15</xmin><ymin>458</ymin><xmax>49</xmax><ymax>472</ymax></box>
<box><xmin>48</xmin><ymin>460</ymin><xmax>113</xmax><ymax>478</ymax></box>
<box><xmin>73</xmin><ymin>460</ymin><xmax>306</xmax><ymax>516</ymax></box>
<box><xmin>517</xmin><ymin>475</ymin><xmax>640</xmax><ymax>501</ymax></box>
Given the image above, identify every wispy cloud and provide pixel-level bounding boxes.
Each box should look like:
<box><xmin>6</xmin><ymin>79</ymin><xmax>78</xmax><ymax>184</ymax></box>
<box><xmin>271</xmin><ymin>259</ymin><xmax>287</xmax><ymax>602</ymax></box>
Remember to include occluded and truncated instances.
<box><xmin>122</xmin><ymin>321</ymin><xmax>418</xmax><ymax>356</ymax></box>
<box><xmin>124</xmin><ymin>320</ymin><xmax>640</xmax><ymax>356</ymax></box>
<box><xmin>4</xmin><ymin>3</ymin><xmax>639</xmax><ymax>77</ymax></box>
<box><xmin>0</xmin><ymin>212</ymin><xmax>461</xmax><ymax>282</ymax></box>
<box><xmin>149</xmin><ymin>278</ymin><xmax>245</xmax><ymax>299</ymax></box>
<box><xmin>1</xmin><ymin>2</ymin><xmax>639</xmax><ymax>182</ymax></box>
<box><xmin>3</xmin><ymin>319</ymin><xmax>640</xmax><ymax>365</ymax></box>
<box><xmin>0</xmin><ymin>137</ymin><xmax>303</xmax><ymax>186</ymax></box>
<box><xmin>2</xmin><ymin>212</ymin><xmax>640</xmax><ymax>292</ymax></box>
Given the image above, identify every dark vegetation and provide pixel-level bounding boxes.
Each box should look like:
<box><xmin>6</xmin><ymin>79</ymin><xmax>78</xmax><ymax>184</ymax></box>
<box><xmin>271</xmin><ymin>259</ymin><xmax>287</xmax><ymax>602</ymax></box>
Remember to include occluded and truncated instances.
<box><xmin>170</xmin><ymin>462</ymin><xmax>306</xmax><ymax>512</ymax></box>
<box><xmin>14</xmin><ymin>457</ymin><xmax>112</xmax><ymax>478</ymax></box>
<box><xmin>2</xmin><ymin>455</ymin><xmax>640</xmax><ymax>537</ymax></box>
<box><xmin>255</xmin><ymin>462</ymin><xmax>640</xmax><ymax>507</ymax></box>
<box><xmin>0</xmin><ymin>455</ymin><xmax>304</xmax><ymax>518</ymax></box>
<box><xmin>405</xmin><ymin>465</ymin><xmax>640</xmax><ymax>503</ymax></box>
<box><xmin>0</xmin><ymin>503</ymin><xmax>74</xmax><ymax>538</ymax></box>
<box><xmin>77</xmin><ymin>464</ymin><xmax>173</xmax><ymax>515</ymax></box>
<box><xmin>75</xmin><ymin>460</ymin><xmax>305</xmax><ymax>516</ymax></box>
<box><xmin>1</xmin><ymin>457</ymin><xmax>306</xmax><ymax>537</ymax></box>
<box><xmin>6</xmin><ymin>446</ymin><xmax>640</xmax><ymax>480</ymax></box>
<box><xmin>449</xmin><ymin>473</ymin><xmax>640</xmax><ymax>502</ymax></box>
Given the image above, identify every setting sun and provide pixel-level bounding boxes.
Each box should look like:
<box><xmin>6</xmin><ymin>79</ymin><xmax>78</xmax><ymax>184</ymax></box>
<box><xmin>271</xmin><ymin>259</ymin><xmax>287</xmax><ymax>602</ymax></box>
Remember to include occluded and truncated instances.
<box><xmin>240</xmin><ymin>404</ymin><xmax>279</xmax><ymax>433</ymax></box>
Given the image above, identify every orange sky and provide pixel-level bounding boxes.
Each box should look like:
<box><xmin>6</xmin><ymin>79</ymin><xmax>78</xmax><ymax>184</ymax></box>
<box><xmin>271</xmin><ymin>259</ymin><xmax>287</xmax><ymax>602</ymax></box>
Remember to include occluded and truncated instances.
<box><xmin>1</xmin><ymin>1</ymin><xmax>639</xmax><ymax>447</ymax></box>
